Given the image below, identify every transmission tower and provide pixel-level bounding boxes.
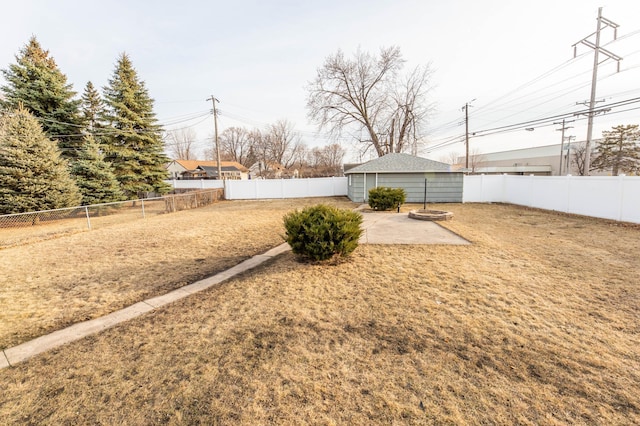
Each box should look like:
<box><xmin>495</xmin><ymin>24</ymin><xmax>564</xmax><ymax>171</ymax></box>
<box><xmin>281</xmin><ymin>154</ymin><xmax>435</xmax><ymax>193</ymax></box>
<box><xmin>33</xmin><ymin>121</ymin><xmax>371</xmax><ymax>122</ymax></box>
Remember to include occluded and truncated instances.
<box><xmin>572</xmin><ymin>7</ymin><xmax>622</xmax><ymax>175</ymax></box>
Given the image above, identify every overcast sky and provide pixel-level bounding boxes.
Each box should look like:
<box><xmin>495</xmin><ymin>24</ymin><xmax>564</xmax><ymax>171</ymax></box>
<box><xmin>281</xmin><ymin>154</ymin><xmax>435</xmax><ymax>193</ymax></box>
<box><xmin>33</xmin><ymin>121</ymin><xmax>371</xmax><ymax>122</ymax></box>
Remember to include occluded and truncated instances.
<box><xmin>2</xmin><ymin>0</ymin><xmax>640</xmax><ymax>162</ymax></box>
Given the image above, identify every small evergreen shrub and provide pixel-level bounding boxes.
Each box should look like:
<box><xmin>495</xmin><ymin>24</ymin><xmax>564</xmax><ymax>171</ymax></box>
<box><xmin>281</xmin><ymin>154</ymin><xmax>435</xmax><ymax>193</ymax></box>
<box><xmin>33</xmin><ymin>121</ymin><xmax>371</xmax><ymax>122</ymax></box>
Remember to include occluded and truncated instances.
<box><xmin>283</xmin><ymin>204</ymin><xmax>363</xmax><ymax>261</ymax></box>
<box><xmin>368</xmin><ymin>187</ymin><xmax>406</xmax><ymax>211</ymax></box>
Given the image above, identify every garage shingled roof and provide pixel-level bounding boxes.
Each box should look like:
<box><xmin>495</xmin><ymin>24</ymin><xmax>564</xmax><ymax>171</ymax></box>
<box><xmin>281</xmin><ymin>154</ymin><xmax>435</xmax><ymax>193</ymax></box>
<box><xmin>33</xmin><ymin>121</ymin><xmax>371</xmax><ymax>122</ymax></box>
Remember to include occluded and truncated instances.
<box><xmin>344</xmin><ymin>153</ymin><xmax>451</xmax><ymax>174</ymax></box>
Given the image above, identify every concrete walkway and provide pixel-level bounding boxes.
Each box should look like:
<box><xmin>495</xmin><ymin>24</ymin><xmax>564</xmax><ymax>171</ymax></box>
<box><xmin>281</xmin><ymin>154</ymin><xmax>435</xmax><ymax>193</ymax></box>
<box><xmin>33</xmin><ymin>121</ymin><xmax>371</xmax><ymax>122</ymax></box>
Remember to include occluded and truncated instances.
<box><xmin>1</xmin><ymin>243</ymin><xmax>290</xmax><ymax>369</ymax></box>
<box><xmin>1</xmin><ymin>210</ymin><xmax>469</xmax><ymax>369</ymax></box>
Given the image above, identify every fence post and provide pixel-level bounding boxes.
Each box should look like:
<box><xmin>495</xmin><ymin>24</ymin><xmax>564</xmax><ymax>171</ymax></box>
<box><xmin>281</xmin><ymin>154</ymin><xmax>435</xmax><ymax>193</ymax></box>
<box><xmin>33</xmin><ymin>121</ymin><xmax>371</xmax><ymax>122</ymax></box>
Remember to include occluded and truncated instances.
<box><xmin>565</xmin><ymin>175</ymin><xmax>572</xmax><ymax>213</ymax></box>
<box><xmin>618</xmin><ymin>174</ymin><xmax>625</xmax><ymax>221</ymax></box>
<box><xmin>528</xmin><ymin>175</ymin><xmax>535</xmax><ymax>207</ymax></box>
<box><xmin>85</xmin><ymin>206</ymin><xmax>91</xmax><ymax>230</ymax></box>
<box><xmin>224</xmin><ymin>181</ymin><xmax>231</xmax><ymax>199</ymax></box>
<box><xmin>423</xmin><ymin>178</ymin><xmax>428</xmax><ymax>209</ymax></box>
<box><xmin>502</xmin><ymin>174</ymin><xmax>508</xmax><ymax>203</ymax></box>
<box><xmin>141</xmin><ymin>199</ymin><xmax>146</xmax><ymax>218</ymax></box>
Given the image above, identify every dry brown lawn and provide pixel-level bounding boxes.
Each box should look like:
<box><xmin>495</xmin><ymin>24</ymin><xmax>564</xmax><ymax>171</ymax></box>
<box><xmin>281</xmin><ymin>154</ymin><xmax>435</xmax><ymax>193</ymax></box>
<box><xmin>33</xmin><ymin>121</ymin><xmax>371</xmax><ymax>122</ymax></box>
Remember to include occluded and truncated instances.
<box><xmin>1</xmin><ymin>201</ymin><xmax>639</xmax><ymax>425</ymax></box>
<box><xmin>0</xmin><ymin>197</ymin><xmax>357</xmax><ymax>349</ymax></box>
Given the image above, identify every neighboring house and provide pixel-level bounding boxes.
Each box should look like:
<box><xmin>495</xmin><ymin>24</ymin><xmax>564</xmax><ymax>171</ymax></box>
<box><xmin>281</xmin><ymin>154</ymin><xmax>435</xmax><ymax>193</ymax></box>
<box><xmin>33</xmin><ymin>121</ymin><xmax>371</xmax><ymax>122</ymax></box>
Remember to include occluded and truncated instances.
<box><xmin>247</xmin><ymin>161</ymin><xmax>287</xmax><ymax>179</ymax></box>
<box><xmin>166</xmin><ymin>160</ymin><xmax>248</xmax><ymax>180</ymax></box>
<box><xmin>184</xmin><ymin>165</ymin><xmax>245</xmax><ymax>180</ymax></box>
<box><xmin>344</xmin><ymin>153</ymin><xmax>463</xmax><ymax>203</ymax></box>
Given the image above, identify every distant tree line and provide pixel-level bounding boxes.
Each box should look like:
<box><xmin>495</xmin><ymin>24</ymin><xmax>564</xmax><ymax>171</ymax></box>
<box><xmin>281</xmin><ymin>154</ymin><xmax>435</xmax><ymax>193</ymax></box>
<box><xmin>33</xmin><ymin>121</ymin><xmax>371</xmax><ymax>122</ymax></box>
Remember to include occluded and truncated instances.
<box><xmin>214</xmin><ymin>121</ymin><xmax>346</xmax><ymax>178</ymax></box>
<box><xmin>0</xmin><ymin>37</ymin><xmax>169</xmax><ymax>214</ymax></box>
<box><xmin>166</xmin><ymin>119</ymin><xmax>347</xmax><ymax>178</ymax></box>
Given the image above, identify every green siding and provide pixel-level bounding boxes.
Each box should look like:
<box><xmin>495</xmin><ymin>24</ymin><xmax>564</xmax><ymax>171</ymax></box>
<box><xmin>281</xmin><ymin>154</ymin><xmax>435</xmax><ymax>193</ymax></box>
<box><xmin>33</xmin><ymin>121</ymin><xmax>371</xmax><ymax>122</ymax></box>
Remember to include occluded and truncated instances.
<box><xmin>347</xmin><ymin>172</ymin><xmax>463</xmax><ymax>203</ymax></box>
<box><xmin>348</xmin><ymin>174</ymin><xmax>366</xmax><ymax>202</ymax></box>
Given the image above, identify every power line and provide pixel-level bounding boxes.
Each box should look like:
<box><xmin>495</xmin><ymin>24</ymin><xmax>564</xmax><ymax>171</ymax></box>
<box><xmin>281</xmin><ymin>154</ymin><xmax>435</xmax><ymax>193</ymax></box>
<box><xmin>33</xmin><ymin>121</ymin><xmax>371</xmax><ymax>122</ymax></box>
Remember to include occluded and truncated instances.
<box><xmin>424</xmin><ymin>96</ymin><xmax>640</xmax><ymax>153</ymax></box>
<box><xmin>425</xmin><ymin>54</ymin><xmax>597</xmax><ymax>140</ymax></box>
<box><xmin>472</xmin><ymin>53</ymin><xmax>591</xmax><ymax>116</ymax></box>
<box><xmin>474</xmin><ymin>96</ymin><xmax>640</xmax><ymax>135</ymax></box>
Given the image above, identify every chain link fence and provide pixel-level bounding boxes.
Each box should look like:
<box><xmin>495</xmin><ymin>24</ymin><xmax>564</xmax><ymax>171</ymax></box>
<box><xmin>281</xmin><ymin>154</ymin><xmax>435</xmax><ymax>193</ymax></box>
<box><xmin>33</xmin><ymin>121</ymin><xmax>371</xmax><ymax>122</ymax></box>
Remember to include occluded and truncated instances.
<box><xmin>0</xmin><ymin>189</ymin><xmax>223</xmax><ymax>248</ymax></box>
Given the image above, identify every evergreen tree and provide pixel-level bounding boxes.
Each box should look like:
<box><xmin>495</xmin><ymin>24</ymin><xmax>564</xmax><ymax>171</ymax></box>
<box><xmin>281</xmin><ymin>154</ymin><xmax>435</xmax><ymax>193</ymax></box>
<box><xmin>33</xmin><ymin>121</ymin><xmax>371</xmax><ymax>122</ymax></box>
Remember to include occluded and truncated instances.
<box><xmin>0</xmin><ymin>106</ymin><xmax>81</xmax><ymax>214</ymax></box>
<box><xmin>80</xmin><ymin>81</ymin><xmax>103</xmax><ymax>134</ymax></box>
<box><xmin>101</xmin><ymin>53</ymin><xmax>170</xmax><ymax>197</ymax></box>
<box><xmin>71</xmin><ymin>135</ymin><xmax>124</xmax><ymax>205</ymax></box>
<box><xmin>0</xmin><ymin>36</ymin><xmax>84</xmax><ymax>161</ymax></box>
<box><xmin>591</xmin><ymin>124</ymin><xmax>640</xmax><ymax>176</ymax></box>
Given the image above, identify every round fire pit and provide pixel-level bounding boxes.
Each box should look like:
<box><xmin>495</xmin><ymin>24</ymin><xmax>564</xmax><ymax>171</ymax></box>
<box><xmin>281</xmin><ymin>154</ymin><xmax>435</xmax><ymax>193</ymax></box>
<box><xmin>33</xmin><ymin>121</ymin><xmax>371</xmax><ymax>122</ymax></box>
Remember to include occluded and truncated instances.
<box><xmin>408</xmin><ymin>209</ymin><xmax>453</xmax><ymax>221</ymax></box>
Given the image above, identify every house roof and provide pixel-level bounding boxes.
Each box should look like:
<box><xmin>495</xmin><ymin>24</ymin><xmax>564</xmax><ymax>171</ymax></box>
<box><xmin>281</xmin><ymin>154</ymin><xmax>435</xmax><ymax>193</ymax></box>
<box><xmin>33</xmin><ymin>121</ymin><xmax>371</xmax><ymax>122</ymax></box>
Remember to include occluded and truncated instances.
<box><xmin>197</xmin><ymin>165</ymin><xmax>245</xmax><ymax>178</ymax></box>
<box><xmin>171</xmin><ymin>160</ymin><xmax>248</xmax><ymax>172</ymax></box>
<box><xmin>344</xmin><ymin>153</ymin><xmax>452</xmax><ymax>174</ymax></box>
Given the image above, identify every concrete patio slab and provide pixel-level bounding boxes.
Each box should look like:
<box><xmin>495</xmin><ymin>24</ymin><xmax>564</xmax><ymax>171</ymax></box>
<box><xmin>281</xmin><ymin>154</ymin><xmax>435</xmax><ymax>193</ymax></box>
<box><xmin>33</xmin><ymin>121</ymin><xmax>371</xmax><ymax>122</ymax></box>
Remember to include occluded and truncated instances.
<box><xmin>359</xmin><ymin>212</ymin><xmax>470</xmax><ymax>245</ymax></box>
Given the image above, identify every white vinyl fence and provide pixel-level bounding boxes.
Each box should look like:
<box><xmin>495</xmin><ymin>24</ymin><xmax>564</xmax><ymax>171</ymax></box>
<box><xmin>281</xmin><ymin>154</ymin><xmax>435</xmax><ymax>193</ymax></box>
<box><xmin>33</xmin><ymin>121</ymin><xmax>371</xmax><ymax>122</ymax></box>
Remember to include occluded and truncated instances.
<box><xmin>463</xmin><ymin>175</ymin><xmax>640</xmax><ymax>224</ymax></box>
<box><xmin>167</xmin><ymin>177</ymin><xmax>348</xmax><ymax>200</ymax></box>
<box><xmin>170</xmin><ymin>179</ymin><xmax>224</xmax><ymax>190</ymax></box>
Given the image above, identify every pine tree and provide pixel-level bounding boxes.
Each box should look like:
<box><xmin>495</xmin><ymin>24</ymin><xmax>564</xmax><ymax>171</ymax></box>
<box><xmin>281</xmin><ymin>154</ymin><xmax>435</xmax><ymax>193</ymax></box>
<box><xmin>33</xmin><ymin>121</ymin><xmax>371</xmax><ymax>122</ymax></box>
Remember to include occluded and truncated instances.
<box><xmin>101</xmin><ymin>53</ymin><xmax>170</xmax><ymax>198</ymax></box>
<box><xmin>80</xmin><ymin>81</ymin><xmax>103</xmax><ymax>134</ymax></box>
<box><xmin>0</xmin><ymin>106</ymin><xmax>81</xmax><ymax>214</ymax></box>
<box><xmin>0</xmin><ymin>36</ymin><xmax>84</xmax><ymax>161</ymax></box>
<box><xmin>591</xmin><ymin>124</ymin><xmax>640</xmax><ymax>176</ymax></box>
<box><xmin>71</xmin><ymin>135</ymin><xmax>124</xmax><ymax>205</ymax></box>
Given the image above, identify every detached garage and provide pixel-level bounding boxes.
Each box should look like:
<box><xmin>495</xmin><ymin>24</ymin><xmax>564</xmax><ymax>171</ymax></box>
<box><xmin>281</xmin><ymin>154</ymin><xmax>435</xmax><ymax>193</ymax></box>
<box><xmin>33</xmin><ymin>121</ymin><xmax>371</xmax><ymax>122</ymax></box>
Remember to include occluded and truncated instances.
<box><xmin>344</xmin><ymin>153</ymin><xmax>463</xmax><ymax>203</ymax></box>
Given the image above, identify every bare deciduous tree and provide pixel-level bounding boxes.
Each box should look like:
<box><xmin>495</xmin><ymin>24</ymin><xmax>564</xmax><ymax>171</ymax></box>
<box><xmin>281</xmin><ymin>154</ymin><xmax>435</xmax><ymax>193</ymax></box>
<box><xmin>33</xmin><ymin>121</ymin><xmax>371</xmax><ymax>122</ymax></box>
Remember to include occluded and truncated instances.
<box><xmin>439</xmin><ymin>151</ymin><xmax>461</xmax><ymax>165</ymax></box>
<box><xmin>219</xmin><ymin>127</ymin><xmax>251</xmax><ymax>166</ymax></box>
<box><xmin>321</xmin><ymin>143</ymin><xmax>346</xmax><ymax>174</ymax></box>
<box><xmin>291</xmin><ymin>143</ymin><xmax>309</xmax><ymax>169</ymax></box>
<box><xmin>571</xmin><ymin>142</ymin><xmax>588</xmax><ymax>176</ymax></box>
<box><xmin>206</xmin><ymin>121</ymin><xmax>341</xmax><ymax>178</ymax></box>
<box><xmin>308</xmin><ymin>143</ymin><xmax>346</xmax><ymax>176</ymax></box>
<box><xmin>307</xmin><ymin>46</ymin><xmax>433</xmax><ymax>157</ymax></box>
<box><xmin>469</xmin><ymin>147</ymin><xmax>486</xmax><ymax>173</ymax></box>
<box><xmin>266</xmin><ymin>119</ymin><xmax>302</xmax><ymax>168</ymax></box>
<box><xmin>165</xmin><ymin>128</ymin><xmax>198</xmax><ymax>160</ymax></box>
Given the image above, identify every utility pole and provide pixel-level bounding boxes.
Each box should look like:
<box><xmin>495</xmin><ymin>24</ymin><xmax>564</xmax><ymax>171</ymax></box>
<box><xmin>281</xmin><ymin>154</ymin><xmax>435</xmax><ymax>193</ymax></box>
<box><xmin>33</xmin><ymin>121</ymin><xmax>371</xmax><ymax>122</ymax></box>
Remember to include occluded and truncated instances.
<box><xmin>206</xmin><ymin>95</ymin><xmax>223</xmax><ymax>181</ymax></box>
<box><xmin>462</xmin><ymin>100</ymin><xmax>474</xmax><ymax>170</ymax></box>
<box><xmin>555</xmin><ymin>119</ymin><xmax>574</xmax><ymax>175</ymax></box>
<box><xmin>572</xmin><ymin>7</ymin><xmax>622</xmax><ymax>175</ymax></box>
<box><xmin>565</xmin><ymin>135</ymin><xmax>576</xmax><ymax>173</ymax></box>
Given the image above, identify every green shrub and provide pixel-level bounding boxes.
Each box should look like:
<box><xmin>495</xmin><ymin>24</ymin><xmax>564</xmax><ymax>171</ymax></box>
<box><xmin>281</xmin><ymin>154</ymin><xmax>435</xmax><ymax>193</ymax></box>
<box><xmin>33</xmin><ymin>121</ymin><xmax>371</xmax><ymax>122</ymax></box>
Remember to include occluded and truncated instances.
<box><xmin>368</xmin><ymin>186</ymin><xmax>406</xmax><ymax>211</ymax></box>
<box><xmin>283</xmin><ymin>204</ymin><xmax>363</xmax><ymax>261</ymax></box>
